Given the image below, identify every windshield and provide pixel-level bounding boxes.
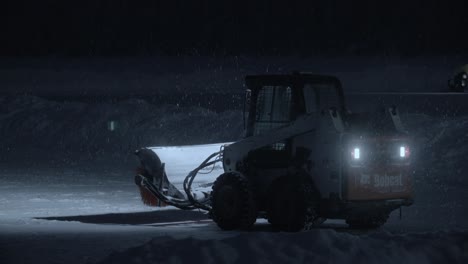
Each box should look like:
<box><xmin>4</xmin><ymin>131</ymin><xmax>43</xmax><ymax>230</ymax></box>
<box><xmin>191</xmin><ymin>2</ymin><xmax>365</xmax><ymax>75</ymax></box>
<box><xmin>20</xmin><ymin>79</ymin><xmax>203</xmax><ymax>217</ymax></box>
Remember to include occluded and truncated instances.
<box><xmin>253</xmin><ymin>85</ymin><xmax>292</xmax><ymax>135</ymax></box>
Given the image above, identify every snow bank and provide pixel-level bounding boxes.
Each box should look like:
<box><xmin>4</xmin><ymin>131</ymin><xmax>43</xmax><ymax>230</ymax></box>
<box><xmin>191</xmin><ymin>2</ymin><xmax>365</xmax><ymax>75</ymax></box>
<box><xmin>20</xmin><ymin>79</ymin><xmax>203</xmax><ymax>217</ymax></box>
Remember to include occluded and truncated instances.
<box><xmin>404</xmin><ymin>114</ymin><xmax>468</xmax><ymax>187</ymax></box>
<box><xmin>2</xmin><ymin>94</ymin><xmax>468</xmax><ymax>186</ymax></box>
<box><xmin>1</xmin><ymin>95</ymin><xmax>467</xmax><ymax>177</ymax></box>
<box><xmin>1</xmin><ymin>94</ymin><xmax>468</xmax><ymax>189</ymax></box>
<box><xmin>98</xmin><ymin>229</ymin><xmax>468</xmax><ymax>264</ymax></box>
<box><xmin>0</xmin><ymin>95</ymin><xmax>243</xmax><ymax>168</ymax></box>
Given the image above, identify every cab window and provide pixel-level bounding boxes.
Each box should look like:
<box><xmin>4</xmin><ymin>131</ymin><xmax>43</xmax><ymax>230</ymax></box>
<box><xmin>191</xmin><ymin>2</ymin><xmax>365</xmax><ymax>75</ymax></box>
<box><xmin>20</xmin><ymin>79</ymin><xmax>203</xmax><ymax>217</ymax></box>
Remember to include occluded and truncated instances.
<box><xmin>254</xmin><ymin>86</ymin><xmax>292</xmax><ymax>136</ymax></box>
<box><xmin>303</xmin><ymin>84</ymin><xmax>318</xmax><ymax>114</ymax></box>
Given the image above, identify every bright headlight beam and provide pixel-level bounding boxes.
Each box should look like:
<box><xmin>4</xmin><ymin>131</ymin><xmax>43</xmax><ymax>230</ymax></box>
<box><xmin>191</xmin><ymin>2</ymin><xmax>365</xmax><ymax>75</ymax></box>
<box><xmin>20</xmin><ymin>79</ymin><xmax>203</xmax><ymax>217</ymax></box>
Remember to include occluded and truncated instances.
<box><xmin>353</xmin><ymin>148</ymin><xmax>360</xmax><ymax>159</ymax></box>
<box><xmin>400</xmin><ymin>146</ymin><xmax>406</xmax><ymax>158</ymax></box>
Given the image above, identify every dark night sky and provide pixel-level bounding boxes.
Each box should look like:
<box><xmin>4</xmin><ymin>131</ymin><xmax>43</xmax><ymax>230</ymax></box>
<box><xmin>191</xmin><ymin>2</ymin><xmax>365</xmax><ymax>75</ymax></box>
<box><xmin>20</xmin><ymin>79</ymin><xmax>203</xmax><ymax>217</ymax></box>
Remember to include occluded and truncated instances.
<box><xmin>2</xmin><ymin>0</ymin><xmax>468</xmax><ymax>57</ymax></box>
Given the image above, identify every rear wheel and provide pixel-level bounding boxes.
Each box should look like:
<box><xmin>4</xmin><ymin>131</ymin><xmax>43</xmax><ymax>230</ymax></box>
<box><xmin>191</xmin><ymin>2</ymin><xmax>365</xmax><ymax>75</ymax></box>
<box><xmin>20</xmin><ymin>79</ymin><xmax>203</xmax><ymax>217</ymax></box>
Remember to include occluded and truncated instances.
<box><xmin>211</xmin><ymin>172</ymin><xmax>257</xmax><ymax>230</ymax></box>
<box><xmin>267</xmin><ymin>174</ymin><xmax>320</xmax><ymax>232</ymax></box>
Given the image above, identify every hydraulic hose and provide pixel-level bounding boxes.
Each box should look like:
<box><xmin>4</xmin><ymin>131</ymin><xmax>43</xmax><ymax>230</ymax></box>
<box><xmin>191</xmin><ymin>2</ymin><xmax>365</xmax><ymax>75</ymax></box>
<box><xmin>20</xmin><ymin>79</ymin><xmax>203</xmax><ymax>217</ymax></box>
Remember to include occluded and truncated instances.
<box><xmin>138</xmin><ymin>150</ymin><xmax>223</xmax><ymax>211</ymax></box>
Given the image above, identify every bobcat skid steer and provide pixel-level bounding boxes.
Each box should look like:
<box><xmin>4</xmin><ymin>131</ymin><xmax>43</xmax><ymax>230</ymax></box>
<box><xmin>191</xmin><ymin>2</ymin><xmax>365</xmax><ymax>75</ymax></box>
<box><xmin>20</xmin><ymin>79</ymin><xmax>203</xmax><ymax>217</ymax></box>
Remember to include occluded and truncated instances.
<box><xmin>134</xmin><ymin>73</ymin><xmax>413</xmax><ymax>231</ymax></box>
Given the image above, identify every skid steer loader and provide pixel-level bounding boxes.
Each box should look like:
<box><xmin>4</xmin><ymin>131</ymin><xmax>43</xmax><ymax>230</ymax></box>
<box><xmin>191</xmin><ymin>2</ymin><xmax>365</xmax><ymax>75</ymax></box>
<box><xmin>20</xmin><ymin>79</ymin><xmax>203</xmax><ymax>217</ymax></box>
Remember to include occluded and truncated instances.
<box><xmin>134</xmin><ymin>73</ymin><xmax>413</xmax><ymax>231</ymax></box>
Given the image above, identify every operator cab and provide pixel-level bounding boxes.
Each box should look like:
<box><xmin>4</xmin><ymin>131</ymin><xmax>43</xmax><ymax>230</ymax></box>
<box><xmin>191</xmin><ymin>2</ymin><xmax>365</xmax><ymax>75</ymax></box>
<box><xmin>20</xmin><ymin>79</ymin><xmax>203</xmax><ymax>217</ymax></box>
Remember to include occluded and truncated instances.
<box><xmin>244</xmin><ymin>73</ymin><xmax>346</xmax><ymax>137</ymax></box>
<box><xmin>243</xmin><ymin>74</ymin><xmax>346</xmax><ymax>169</ymax></box>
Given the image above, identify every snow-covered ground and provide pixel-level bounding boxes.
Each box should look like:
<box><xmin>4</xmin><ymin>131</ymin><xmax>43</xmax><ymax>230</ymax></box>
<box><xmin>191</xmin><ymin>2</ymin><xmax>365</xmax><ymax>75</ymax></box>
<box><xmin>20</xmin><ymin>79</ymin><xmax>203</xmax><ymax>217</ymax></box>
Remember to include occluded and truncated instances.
<box><xmin>1</xmin><ymin>95</ymin><xmax>468</xmax><ymax>264</ymax></box>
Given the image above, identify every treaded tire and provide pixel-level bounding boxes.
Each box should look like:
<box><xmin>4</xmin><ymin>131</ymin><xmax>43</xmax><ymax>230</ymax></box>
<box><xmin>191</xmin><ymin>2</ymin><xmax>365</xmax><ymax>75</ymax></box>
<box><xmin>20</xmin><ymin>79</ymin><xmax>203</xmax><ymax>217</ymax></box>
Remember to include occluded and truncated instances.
<box><xmin>267</xmin><ymin>174</ymin><xmax>319</xmax><ymax>232</ymax></box>
<box><xmin>211</xmin><ymin>172</ymin><xmax>257</xmax><ymax>230</ymax></box>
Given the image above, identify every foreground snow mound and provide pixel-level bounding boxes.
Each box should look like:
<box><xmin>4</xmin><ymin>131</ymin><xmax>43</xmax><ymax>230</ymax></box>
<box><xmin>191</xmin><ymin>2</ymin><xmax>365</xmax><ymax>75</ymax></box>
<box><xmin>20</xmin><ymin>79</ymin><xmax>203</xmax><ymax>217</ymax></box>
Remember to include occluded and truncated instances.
<box><xmin>98</xmin><ymin>230</ymin><xmax>468</xmax><ymax>264</ymax></box>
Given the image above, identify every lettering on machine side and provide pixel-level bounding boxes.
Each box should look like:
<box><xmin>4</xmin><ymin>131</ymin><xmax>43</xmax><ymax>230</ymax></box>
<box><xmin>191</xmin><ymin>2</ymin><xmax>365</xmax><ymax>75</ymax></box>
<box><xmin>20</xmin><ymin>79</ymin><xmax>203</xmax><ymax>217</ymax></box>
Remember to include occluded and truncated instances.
<box><xmin>359</xmin><ymin>173</ymin><xmax>403</xmax><ymax>188</ymax></box>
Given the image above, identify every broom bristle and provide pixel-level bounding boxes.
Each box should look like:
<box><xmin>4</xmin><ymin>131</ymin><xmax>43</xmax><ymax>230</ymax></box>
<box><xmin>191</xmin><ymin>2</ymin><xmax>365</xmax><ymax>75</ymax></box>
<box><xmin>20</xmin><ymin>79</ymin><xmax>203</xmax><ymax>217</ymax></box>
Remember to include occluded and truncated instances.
<box><xmin>136</xmin><ymin>166</ymin><xmax>167</xmax><ymax>207</ymax></box>
<box><xmin>138</xmin><ymin>185</ymin><xmax>160</xmax><ymax>206</ymax></box>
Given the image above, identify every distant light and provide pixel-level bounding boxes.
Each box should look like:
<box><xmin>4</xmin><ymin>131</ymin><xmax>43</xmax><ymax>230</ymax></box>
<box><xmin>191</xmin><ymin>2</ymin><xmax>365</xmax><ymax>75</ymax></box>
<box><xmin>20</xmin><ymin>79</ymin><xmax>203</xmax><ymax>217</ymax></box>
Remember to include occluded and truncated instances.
<box><xmin>462</xmin><ymin>73</ymin><xmax>467</xmax><ymax>79</ymax></box>
<box><xmin>107</xmin><ymin>120</ymin><xmax>117</xmax><ymax>131</ymax></box>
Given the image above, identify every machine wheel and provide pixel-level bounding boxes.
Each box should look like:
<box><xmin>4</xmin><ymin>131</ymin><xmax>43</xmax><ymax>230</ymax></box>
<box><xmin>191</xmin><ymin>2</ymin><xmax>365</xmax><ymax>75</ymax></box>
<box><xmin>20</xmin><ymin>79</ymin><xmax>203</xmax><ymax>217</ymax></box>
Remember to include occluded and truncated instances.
<box><xmin>346</xmin><ymin>213</ymin><xmax>389</xmax><ymax>229</ymax></box>
<box><xmin>210</xmin><ymin>172</ymin><xmax>257</xmax><ymax>230</ymax></box>
<box><xmin>267</xmin><ymin>174</ymin><xmax>320</xmax><ymax>232</ymax></box>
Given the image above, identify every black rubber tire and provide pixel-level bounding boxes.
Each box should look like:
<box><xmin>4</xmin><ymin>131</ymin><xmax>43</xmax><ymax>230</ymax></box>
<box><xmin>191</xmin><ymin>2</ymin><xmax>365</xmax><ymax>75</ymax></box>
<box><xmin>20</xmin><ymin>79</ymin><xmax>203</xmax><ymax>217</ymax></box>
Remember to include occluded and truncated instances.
<box><xmin>267</xmin><ymin>175</ymin><xmax>318</xmax><ymax>232</ymax></box>
<box><xmin>210</xmin><ymin>172</ymin><xmax>257</xmax><ymax>230</ymax></box>
<box><xmin>346</xmin><ymin>213</ymin><xmax>389</xmax><ymax>229</ymax></box>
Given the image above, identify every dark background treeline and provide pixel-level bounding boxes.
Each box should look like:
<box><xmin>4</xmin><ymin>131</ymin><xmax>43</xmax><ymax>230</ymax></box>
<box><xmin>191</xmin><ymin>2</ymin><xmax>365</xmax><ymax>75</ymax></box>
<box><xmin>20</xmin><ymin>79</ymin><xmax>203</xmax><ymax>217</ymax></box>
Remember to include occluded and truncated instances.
<box><xmin>2</xmin><ymin>0</ymin><xmax>467</xmax><ymax>57</ymax></box>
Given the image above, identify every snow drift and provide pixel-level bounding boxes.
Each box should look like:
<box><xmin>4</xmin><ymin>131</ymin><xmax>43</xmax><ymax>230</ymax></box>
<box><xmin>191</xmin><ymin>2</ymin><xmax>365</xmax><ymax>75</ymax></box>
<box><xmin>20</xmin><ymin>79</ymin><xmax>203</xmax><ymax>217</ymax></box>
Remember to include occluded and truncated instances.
<box><xmin>1</xmin><ymin>95</ymin><xmax>467</xmax><ymax>184</ymax></box>
<box><xmin>99</xmin><ymin>229</ymin><xmax>468</xmax><ymax>264</ymax></box>
<box><xmin>0</xmin><ymin>95</ymin><xmax>243</xmax><ymax>168</ymax></box>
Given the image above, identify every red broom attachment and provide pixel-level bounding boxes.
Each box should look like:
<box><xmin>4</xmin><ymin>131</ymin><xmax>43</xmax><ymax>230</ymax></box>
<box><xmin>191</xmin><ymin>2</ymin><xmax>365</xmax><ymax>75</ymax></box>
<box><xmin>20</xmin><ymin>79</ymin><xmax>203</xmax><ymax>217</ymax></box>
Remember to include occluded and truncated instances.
<box><xmin>136</xmin><ymin>167</ymin><xmax>167</xmax><ymax>207</ymax></box>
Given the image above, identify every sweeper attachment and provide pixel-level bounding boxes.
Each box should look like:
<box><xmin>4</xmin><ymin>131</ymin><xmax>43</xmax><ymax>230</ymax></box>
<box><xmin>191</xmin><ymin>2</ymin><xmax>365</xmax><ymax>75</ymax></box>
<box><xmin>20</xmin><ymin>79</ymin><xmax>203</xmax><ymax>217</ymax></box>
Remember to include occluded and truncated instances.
<box><xmin>135</xmin><ymin>145</ymin><xmax>224</xmax><ymax>210</ymax></box>
<box><xmin>134</xmin><ymin>73</ymin><xmax>414</xmax><ymax>231</ymax></box>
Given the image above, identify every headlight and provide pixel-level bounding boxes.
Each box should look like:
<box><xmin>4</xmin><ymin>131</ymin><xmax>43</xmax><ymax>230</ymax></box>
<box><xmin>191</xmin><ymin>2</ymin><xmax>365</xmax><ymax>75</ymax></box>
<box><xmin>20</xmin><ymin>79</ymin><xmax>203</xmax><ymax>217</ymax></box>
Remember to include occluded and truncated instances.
<box><xmin>351</xmin><ymin>147</ymin><xmax>360</xmax><ymax>160</ymax></box>
<box><xmin>399</xmin><ymin>146</ymin><xmax>410</xmax><ymax>158</ymax></box>
<box><xmin>462</xmin><ymin>73</ymin><xmax>467</xmax><ymax>79</ymax></box>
